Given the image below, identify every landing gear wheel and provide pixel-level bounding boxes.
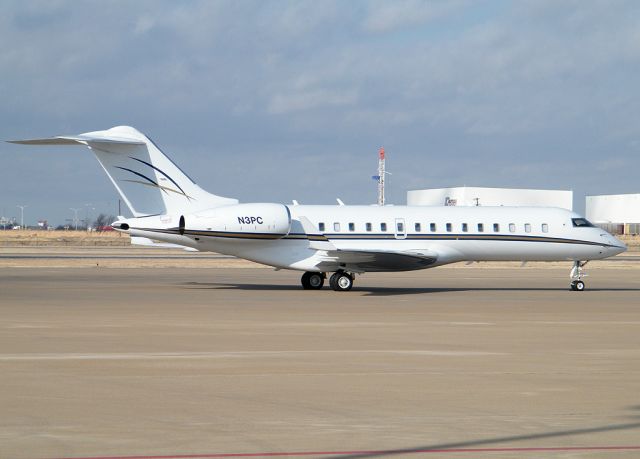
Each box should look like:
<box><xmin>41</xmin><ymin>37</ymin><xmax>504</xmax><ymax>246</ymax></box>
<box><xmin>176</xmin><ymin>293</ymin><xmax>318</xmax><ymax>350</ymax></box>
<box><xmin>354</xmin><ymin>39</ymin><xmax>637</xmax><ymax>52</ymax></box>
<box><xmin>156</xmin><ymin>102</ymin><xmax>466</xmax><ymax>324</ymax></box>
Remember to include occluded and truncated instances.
<box><xmin>570</xmin><ymin>280</ymin><xmax>585</xmax><ymax>291</ymax></box>
<box><xmin>330</xmin><ymin>271</ymin><xmax>353</xmax><ymax>292</ymax></box>
<box><xmin>569</xmin><ymin>261</ymin><xmax>588</xmax><ymax>292</ymax></box>
<box><xmin>329</xmin><ymin>272</ymin><xmax>338</xmax><ymax>290</ymax></box>
<box><xmin>301</xmin><ymin>272</ymin><xmax>324</xmax><ymax>290</ymax></box>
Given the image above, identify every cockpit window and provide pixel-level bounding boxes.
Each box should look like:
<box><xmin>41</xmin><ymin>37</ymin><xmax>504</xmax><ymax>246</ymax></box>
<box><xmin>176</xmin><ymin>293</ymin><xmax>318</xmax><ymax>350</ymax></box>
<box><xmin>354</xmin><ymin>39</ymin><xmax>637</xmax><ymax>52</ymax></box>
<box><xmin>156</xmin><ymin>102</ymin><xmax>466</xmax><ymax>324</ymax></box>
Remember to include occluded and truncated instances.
<box><xmin>572</xmin><ymin>218</ymin><xmax>594</xmax><ymax>228</ymax></box>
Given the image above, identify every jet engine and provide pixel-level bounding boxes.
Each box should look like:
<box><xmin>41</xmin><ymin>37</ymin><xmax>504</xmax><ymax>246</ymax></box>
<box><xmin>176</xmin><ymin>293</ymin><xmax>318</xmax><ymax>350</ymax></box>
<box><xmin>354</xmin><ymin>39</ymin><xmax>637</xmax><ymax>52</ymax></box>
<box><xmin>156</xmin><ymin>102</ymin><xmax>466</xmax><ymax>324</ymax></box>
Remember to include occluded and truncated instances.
<box><xmin>180</xmin><ymin>203</ymin><xmax>291</xmax><ymax>239</ymax></box>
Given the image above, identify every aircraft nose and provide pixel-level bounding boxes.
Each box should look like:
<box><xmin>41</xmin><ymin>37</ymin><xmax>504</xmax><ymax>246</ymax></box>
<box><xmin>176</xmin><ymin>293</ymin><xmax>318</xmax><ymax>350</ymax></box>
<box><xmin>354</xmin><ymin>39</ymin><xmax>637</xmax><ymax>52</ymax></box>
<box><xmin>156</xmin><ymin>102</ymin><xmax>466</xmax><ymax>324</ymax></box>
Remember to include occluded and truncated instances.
<box><xmin>608</xmin><ymin>236</ymin><xmax>627</xmax><ymax>255</ymax></box>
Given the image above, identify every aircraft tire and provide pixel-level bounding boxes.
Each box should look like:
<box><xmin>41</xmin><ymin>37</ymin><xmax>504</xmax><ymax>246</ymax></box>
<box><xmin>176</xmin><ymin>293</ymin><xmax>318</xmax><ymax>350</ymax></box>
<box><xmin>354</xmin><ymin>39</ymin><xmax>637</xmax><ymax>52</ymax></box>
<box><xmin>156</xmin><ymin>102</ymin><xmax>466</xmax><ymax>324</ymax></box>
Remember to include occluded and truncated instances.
<box><xmin>570</xmin><ymin>280</ymin><xmax>585</xmax><ymax>291</ymax></box>
<box><xmin>332</xmin><ymin>272</ymin><xmax>353</xmax><ymax>292</ymax></box>
<box><xmin>301</xmin><ymin>272</ymin><xmax>324</xmax><ymax>290</ymax></box>
<box><xmin>329</xmin><ymin>272</ymin><xmax>339</xmax><ymax>290</ymax></box>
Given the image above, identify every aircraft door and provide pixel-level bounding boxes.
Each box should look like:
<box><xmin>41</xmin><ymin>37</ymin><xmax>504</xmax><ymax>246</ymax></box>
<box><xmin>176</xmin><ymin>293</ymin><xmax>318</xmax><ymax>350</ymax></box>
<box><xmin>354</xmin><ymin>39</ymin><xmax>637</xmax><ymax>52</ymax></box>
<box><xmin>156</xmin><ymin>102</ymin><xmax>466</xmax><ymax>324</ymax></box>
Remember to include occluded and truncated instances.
<box><xmin>394</xmin><ymin>218</ymin><xmax>407</xmax><ymax>239</ymax></box>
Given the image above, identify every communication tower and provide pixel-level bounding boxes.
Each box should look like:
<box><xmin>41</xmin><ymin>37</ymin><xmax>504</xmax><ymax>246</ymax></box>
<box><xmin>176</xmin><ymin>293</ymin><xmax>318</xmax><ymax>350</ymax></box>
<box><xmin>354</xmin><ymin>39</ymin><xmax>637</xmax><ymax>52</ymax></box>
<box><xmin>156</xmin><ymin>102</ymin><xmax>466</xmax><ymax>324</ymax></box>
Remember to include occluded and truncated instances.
<box><xmin>372</xmin><ymin>147</ymin><xmax>387</xmax><ymax>206</ymax></box>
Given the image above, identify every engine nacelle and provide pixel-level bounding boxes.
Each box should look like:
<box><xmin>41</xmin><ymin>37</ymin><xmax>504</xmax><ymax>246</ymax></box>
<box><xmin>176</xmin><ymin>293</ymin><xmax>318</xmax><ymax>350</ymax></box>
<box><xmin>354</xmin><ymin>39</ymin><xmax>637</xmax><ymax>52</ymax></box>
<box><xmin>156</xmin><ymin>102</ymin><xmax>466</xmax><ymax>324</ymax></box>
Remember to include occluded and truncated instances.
<box><xmin>180</xmin><ymin>203</ymin><xmax>291</xmax><ymax>239</ymax></box>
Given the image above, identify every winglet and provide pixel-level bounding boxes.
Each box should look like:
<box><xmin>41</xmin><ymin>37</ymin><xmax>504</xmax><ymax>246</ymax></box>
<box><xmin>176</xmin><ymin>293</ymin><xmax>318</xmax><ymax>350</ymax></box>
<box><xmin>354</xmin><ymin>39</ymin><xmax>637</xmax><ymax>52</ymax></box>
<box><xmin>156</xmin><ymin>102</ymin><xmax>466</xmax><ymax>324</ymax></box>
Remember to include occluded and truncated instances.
<box><xmin>298</xmin><ymin>216</ymin><xmax>337</xmax><ymax>251</ymax></box>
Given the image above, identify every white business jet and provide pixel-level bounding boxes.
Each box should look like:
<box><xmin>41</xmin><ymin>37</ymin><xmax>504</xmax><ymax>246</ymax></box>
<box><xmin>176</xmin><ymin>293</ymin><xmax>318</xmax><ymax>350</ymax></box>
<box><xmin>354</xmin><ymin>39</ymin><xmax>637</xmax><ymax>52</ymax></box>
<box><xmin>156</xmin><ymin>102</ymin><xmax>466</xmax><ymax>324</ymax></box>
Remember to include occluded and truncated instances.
<box><xmin>9</xmin><ymin>126</ymin><xmax>626</xmax><ymax>291</ymax></box>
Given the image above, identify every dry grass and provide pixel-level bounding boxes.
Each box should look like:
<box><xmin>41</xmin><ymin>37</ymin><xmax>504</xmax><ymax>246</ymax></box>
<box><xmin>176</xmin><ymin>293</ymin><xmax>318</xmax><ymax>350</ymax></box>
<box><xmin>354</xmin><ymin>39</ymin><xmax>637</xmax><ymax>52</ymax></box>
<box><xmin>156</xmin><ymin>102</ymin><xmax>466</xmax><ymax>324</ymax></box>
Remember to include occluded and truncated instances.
<box><xmin>619</xmin><ymin>234</ymin><xmax>640</xmax><ymax>250</ymax></box>
<box><xmin>0</xmin><ymin>230</ymin><xmax>130</xmax><ymax>247</ymax></box>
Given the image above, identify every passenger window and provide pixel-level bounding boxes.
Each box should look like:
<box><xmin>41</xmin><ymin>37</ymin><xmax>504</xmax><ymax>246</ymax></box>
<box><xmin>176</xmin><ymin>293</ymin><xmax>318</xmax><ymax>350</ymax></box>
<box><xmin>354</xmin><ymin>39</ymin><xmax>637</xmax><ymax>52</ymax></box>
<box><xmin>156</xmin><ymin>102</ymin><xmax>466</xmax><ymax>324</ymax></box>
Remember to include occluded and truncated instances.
<box><xmin>397</xmin><ymin>222</ymin><xmax>404</xmax><ymax>232</ymax></box>
<box><xmin>348</xmin><ymin>222</ymin><xmax>355</xmax><ymax>232</ymax></box>
<box><xmin>334</xmin><ymin>222</ymin><xmax>340</xmax><ymax>232</ymax></box>
<box><xmin>365</xmin><ymin>222</ymin><xmax>372</xmax><ymax>232</ymax></box>
<box><xmin>542</xmin><ymin>223</ymin><xmax>549</xmax><ymax>233</ymax></box>
<box><xmin>462</xmin><ymin>223</ymin><xmax>468</xmax><ymax>232</ymax></box>
<box><xmin>493</xmin><ymin>223</ymin><xmax>500</xmax><ymax>232</ymax></box>
<box><xmin>477</xmin><ymin>223</ymin><xmax>484</xmax><ymax>232</ymax></box>
<box><xmin>415</xmin><ymin>223</ymin><xmax>421</xmax><ymax>232</ymax></box>
<box><xmin>380</xmin><ymin>223</ymin><xmax>387</xmax><ymax>232</ymax></box>
<box><xmin>446</xmin><ymin>223</ymin><xmax>452</xmax><ymax>232</ymax></box>
<box><xmin>430</xmin><ymin>223</ymin><xmax>436</xmax><ymax>232</ymax></box>
<box><xmin>509</xmin><ymin>223</ymin><xmax>516</xmax><ymax>233</ymax></box>
<box><xmin>319</xmin><ymin>222</ymin><xmax>325</xmax><ymax>232</ymax></box>
<box><xmin>525</xmin><ymin>223</ymin><xmax>531</xmax><ymax>233</ymax></box>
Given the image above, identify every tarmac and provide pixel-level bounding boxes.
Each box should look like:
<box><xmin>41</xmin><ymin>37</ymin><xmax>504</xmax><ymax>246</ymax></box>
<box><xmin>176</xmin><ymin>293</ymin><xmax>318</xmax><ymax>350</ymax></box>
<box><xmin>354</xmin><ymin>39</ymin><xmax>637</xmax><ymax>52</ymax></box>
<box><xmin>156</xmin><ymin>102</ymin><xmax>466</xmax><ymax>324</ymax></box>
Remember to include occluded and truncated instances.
<box><xmin>1</xmin><ymin>261</ymin><xmax>640</xmax><ymax>459</ymax></box>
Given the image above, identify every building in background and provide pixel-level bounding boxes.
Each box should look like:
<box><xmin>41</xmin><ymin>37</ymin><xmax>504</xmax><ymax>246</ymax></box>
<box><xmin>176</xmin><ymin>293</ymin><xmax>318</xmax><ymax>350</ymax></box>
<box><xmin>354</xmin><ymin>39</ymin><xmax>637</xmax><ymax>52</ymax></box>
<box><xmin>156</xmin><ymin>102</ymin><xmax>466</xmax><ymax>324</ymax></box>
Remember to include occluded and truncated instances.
<box><xmin>586</xmin><ymin>193</ymin><xmax>640</xmax><ymax>235</ymax></box>
<box><xmin>407</xmin><ymin>186</ymin><xmax>573</xmax><ymax>210</ymax></box>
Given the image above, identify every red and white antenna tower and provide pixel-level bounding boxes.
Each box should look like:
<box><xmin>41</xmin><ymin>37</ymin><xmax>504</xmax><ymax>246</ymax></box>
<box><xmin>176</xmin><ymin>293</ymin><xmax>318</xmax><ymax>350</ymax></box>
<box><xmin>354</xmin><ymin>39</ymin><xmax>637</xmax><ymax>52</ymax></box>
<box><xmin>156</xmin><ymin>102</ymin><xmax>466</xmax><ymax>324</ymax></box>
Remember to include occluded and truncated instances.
<box><xmin>377</xmin><ymin>147</ymin><xmax>386</xmax><ymax>206</ymax></box>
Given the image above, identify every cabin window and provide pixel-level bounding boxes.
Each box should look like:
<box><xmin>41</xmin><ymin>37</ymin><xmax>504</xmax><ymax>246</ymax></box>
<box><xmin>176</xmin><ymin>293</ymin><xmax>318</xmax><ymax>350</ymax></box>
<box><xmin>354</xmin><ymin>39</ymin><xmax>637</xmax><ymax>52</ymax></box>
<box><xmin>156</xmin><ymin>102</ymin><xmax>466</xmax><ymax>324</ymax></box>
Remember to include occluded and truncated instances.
<box><xmin>365</xmin><ymin>222</ymin><xmax>372</xmax><ymax>232</ymax></box>
<box><xmin>446</xmin><ymin>223</ymin><xmax>452</xmax><ymax>232</ymax></box>
<box><xmin>493</xmin><ymin>223</ymin><xmax>500</xmax><ymax>232</ymax></box>
<box><xmin>477</xmin><ymin>223</ymin><xmax>484</xmax><ymax>232</ymax></box>
<box><xmin>380</xmin><ymin>222</ymin><xmax>387</xmax><ymax>232</ymax></box>
<box><xmin>318</xmin><ymin>222</ymin><xmax>325</xmax><ymax>232</ymax></box>
<box><xmin>542</xmin><ymin>223</ymin><xmax>549</xmax><ymax>233</ymax></box>
<box><xmin>415</xmin><ymin>223</ymin><xmax>421</xmax><ymax>232</ymax></box>
<box><xmin>509</xmin><ymin>223</ymin><xmax>516</xmax><ymax>233</ymax></box>
<box><xmin>333</xmin><ymin>222</ymin><xmax>340</xmax><ymax>232</ymax></box>
<box><xmin>462</xmin><ymin>223</ymin><xmax>468</xmax><ymax>232</ymax></box>
<box><xmin>430</xmin><ymin>223</ymin><xmax>436</xmax><ymax>232</ymax></box>
<box><xmin>397</xmin><ymin>222</ymin><xmax>404</xmax><ymax>232</ymax></box>
<box><xmin>525</xmin><ymin>223</ymin><xmax>532</xmax><ymax>233</ymax></box>
<box><xmin>348</xmin><ymin>222</ymin><xmax>355</xmax><ymax>232</ymax></box>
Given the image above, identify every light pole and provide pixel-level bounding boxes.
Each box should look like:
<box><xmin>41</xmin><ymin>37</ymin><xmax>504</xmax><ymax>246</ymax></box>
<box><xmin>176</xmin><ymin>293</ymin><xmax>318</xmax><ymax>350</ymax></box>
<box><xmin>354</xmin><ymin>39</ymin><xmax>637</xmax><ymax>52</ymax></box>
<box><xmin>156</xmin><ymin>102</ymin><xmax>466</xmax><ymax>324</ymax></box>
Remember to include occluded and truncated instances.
<box><xmin>17</xmin><ymin>205</ymin><xmax>27</xmax><ymax>229</ymax></box>
<box><xmin>70</xmin><ymin>208</ymin><xmax>80</xmax><ymax>231</ymax></box>
<box><xmin>84</xmin><ymin>203</ymin><xmax>94</xmax><ymax>231</ymax></box>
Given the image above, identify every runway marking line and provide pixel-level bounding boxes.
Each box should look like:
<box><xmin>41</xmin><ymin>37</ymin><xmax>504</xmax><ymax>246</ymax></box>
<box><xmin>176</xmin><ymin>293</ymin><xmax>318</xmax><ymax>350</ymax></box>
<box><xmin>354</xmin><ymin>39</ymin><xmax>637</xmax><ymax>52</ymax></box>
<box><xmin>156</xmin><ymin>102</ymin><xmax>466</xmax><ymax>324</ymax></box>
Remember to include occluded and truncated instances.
<box><xmin>0</xmin><ymin>350</ymin><xmax>506</xmax><ymax>361</ymax></box>
<box><xmin>48</xmin><ymin>445</ymin><xmax>640</xmax><ymax>459</ymax></box>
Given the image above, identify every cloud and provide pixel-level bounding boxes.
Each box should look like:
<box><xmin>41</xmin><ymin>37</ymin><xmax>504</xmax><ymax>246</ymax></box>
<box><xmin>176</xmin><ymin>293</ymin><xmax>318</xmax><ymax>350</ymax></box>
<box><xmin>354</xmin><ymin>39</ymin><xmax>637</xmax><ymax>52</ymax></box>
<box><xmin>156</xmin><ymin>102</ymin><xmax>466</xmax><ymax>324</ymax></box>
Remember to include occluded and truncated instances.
<box><xmin>362</xmin><ymin>0</ymin><xmax>468</xmax><ymax>33</ymax></box>
<box><xmin>268</xmin><ymin>88</ymin><xmax>358</xmax><ymax>114</ymax></box>
<box><xmin>1</xmin><ymin>0</ymin><xmax>639</xmax><ymax>222</ymax></box>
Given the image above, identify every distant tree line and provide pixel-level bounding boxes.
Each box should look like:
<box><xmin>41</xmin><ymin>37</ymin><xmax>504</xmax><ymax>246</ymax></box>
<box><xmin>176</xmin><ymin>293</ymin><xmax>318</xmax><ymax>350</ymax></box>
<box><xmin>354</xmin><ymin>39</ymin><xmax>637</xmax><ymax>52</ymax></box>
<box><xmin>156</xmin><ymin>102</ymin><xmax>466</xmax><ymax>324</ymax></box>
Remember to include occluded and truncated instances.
<box><xmin>54</xmin><ymin>213</ymin><xmax>116</xmax><ymax>231</ymax></box>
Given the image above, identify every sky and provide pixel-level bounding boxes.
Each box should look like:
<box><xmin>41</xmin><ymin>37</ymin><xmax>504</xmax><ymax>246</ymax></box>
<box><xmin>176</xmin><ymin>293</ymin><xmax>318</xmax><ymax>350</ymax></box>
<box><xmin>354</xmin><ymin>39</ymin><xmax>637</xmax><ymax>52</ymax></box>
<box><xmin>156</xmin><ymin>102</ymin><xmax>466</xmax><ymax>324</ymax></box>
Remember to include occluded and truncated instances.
<box><xmin>1</xmin><ymin>0</ymin><xmax>639</xmax><ymax>226</ymax></box>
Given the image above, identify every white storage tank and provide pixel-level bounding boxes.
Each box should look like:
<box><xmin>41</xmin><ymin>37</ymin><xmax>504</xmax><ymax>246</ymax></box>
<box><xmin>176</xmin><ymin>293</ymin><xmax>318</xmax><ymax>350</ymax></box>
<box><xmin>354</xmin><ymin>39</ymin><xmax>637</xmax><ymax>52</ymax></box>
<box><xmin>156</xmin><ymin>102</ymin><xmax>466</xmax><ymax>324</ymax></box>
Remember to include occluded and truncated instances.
<box><xmin>407</xmin><ymin>186</ymin><xmax>573</xmax><ymax>210</ymax></box>
<box><xmin>586</xmin><ymin>193</ymin><xmax>640</xmax><ymax>235</ymax></box>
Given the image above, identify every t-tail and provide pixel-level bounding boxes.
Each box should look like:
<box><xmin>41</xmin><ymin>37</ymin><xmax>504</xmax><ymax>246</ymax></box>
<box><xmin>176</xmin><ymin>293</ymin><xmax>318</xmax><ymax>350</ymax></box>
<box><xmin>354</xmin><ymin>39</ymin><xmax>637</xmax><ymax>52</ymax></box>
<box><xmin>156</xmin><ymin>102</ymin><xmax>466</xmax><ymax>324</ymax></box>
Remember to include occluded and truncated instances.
<box><xmin>8</xmin><ymin>126</ymin><xmax>237</xmax><ymax>216</ymax></box>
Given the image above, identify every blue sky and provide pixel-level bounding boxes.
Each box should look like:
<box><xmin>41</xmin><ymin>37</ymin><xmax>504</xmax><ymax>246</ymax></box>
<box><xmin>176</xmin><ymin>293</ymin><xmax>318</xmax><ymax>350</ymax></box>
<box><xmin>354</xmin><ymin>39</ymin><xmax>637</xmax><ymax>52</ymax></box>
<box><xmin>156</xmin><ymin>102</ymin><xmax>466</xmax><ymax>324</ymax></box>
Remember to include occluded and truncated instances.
<box><xmin>1</xmin><ymin>0</ymin><xmax>639</xmax><ymax>225</ymax></box>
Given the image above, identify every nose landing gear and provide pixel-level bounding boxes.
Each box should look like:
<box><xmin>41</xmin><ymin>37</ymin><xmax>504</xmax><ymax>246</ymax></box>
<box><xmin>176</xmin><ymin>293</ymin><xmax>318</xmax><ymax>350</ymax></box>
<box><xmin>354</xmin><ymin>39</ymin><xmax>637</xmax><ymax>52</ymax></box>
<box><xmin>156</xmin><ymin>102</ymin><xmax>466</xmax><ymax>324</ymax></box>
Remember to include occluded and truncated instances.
<box><xmin>570</xmin><ymin>261</ymin><xmax>588</xmax><ymax>291</ymax></box>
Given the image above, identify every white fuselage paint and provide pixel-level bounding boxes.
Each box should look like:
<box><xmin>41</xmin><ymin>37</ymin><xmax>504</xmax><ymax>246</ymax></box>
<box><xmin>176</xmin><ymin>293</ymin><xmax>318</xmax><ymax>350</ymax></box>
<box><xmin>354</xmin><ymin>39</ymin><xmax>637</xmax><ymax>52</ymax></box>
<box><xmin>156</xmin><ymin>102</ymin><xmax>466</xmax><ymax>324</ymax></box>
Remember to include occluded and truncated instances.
<box><xmin>124</xmin><ymin>205</ymin><xmax>626</xmax><ymax>273</ymax></box>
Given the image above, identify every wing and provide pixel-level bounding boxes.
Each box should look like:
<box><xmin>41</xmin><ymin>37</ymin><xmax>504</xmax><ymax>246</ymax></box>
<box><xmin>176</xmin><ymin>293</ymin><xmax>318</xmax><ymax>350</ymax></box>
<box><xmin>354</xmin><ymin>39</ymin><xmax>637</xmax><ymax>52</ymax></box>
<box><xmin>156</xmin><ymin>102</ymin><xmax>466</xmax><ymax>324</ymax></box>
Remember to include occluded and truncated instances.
<box><xmin>316</xmin><ymin>249</ymin><xmax>438</xmax><ymax>272</ymax></box>
<box><xmin>297</xmin><ymin>216</ymin><xmax>438</xmax><ymax>272</ymax></box>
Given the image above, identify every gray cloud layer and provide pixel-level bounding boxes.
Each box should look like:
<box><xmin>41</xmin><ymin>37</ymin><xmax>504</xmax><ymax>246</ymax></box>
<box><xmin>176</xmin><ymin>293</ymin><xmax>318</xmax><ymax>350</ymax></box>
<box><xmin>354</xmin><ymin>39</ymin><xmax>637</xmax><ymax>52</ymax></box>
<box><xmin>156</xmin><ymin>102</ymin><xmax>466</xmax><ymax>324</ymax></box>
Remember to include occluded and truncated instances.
<box><xmin>1</xmin><ymin>0</ymin><xmax>639</xmax><ymax>224</ymax></box>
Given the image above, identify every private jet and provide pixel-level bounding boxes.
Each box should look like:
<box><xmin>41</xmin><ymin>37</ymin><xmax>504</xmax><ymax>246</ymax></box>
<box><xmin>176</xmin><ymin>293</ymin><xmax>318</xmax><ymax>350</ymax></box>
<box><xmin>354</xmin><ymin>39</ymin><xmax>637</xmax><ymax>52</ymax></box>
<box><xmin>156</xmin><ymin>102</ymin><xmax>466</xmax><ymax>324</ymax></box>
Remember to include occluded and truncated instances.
<box><xmin>9</xmin><ymin>126</ymin><xmax>626</xmax><ymax>291</ymax></box>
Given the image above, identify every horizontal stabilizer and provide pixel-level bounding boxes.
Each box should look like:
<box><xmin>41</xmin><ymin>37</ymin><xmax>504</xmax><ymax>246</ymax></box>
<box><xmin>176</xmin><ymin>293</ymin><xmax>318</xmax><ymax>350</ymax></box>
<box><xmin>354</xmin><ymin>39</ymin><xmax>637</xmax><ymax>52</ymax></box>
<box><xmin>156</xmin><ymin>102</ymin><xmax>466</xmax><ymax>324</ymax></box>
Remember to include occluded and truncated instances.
<box><xmin>8</xmin><ymin>134</ymin><xmax>145</xmax><ymax>146</ymax></box>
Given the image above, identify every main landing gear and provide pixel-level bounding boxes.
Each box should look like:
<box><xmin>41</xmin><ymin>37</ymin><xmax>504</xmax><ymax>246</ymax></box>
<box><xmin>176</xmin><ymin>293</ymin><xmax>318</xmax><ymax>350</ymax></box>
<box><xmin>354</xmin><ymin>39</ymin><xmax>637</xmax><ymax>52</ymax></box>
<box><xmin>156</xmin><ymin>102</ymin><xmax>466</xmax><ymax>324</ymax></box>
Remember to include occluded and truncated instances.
<box><xmin>570</xmin><ymin>260</ymin><xmax>588</xmax><ymax>291</ymax></box>
<box><xmin>300</xmin><ymin>270</ymin><xmax>355</xmax><ymax>291</ymax></box>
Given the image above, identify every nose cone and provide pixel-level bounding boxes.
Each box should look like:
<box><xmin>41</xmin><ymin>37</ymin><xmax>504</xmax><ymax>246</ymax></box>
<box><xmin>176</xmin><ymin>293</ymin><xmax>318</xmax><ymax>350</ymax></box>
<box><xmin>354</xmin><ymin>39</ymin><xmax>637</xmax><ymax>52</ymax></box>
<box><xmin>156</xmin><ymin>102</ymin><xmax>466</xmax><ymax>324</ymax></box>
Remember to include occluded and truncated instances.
<box><xmin>611</xmin><ymin>236</ymin><xmax>627</xmax><ymax>255</ymax></box>
<box><xmin>607</xmin><ymin>235</ymin><xmax>627</xmax><ymax>256</ymax></box>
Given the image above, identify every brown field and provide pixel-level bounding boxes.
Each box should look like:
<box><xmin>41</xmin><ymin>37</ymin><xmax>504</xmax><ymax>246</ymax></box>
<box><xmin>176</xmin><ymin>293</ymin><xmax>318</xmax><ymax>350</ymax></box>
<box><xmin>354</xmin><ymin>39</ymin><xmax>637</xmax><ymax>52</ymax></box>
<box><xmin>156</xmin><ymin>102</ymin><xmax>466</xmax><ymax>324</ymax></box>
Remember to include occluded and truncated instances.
<box><xmin>0</xmin><ymin>229</ymin><xmax>130</xmax><ymax>246</ymax></box>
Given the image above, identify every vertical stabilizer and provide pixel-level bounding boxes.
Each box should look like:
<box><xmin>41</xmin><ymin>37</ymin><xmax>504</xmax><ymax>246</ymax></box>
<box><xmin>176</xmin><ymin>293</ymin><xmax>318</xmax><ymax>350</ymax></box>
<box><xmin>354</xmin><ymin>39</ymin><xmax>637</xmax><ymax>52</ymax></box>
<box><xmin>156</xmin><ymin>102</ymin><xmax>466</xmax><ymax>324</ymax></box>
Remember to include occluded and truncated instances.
<box><xmin>9</xmin><ymin>126</ymin><xmax>238</xmax><ymax>216</ymax></box>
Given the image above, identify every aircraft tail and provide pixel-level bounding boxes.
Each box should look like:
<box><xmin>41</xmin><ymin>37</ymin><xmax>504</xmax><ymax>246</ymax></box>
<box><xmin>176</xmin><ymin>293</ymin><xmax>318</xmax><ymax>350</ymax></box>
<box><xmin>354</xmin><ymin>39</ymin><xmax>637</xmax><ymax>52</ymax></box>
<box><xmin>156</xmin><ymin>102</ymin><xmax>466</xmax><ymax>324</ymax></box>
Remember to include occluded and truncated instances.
<box><xmin>9</xmin><ymin>126</ymin><xmax>238</xmax><ymax>216</ymax></box>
